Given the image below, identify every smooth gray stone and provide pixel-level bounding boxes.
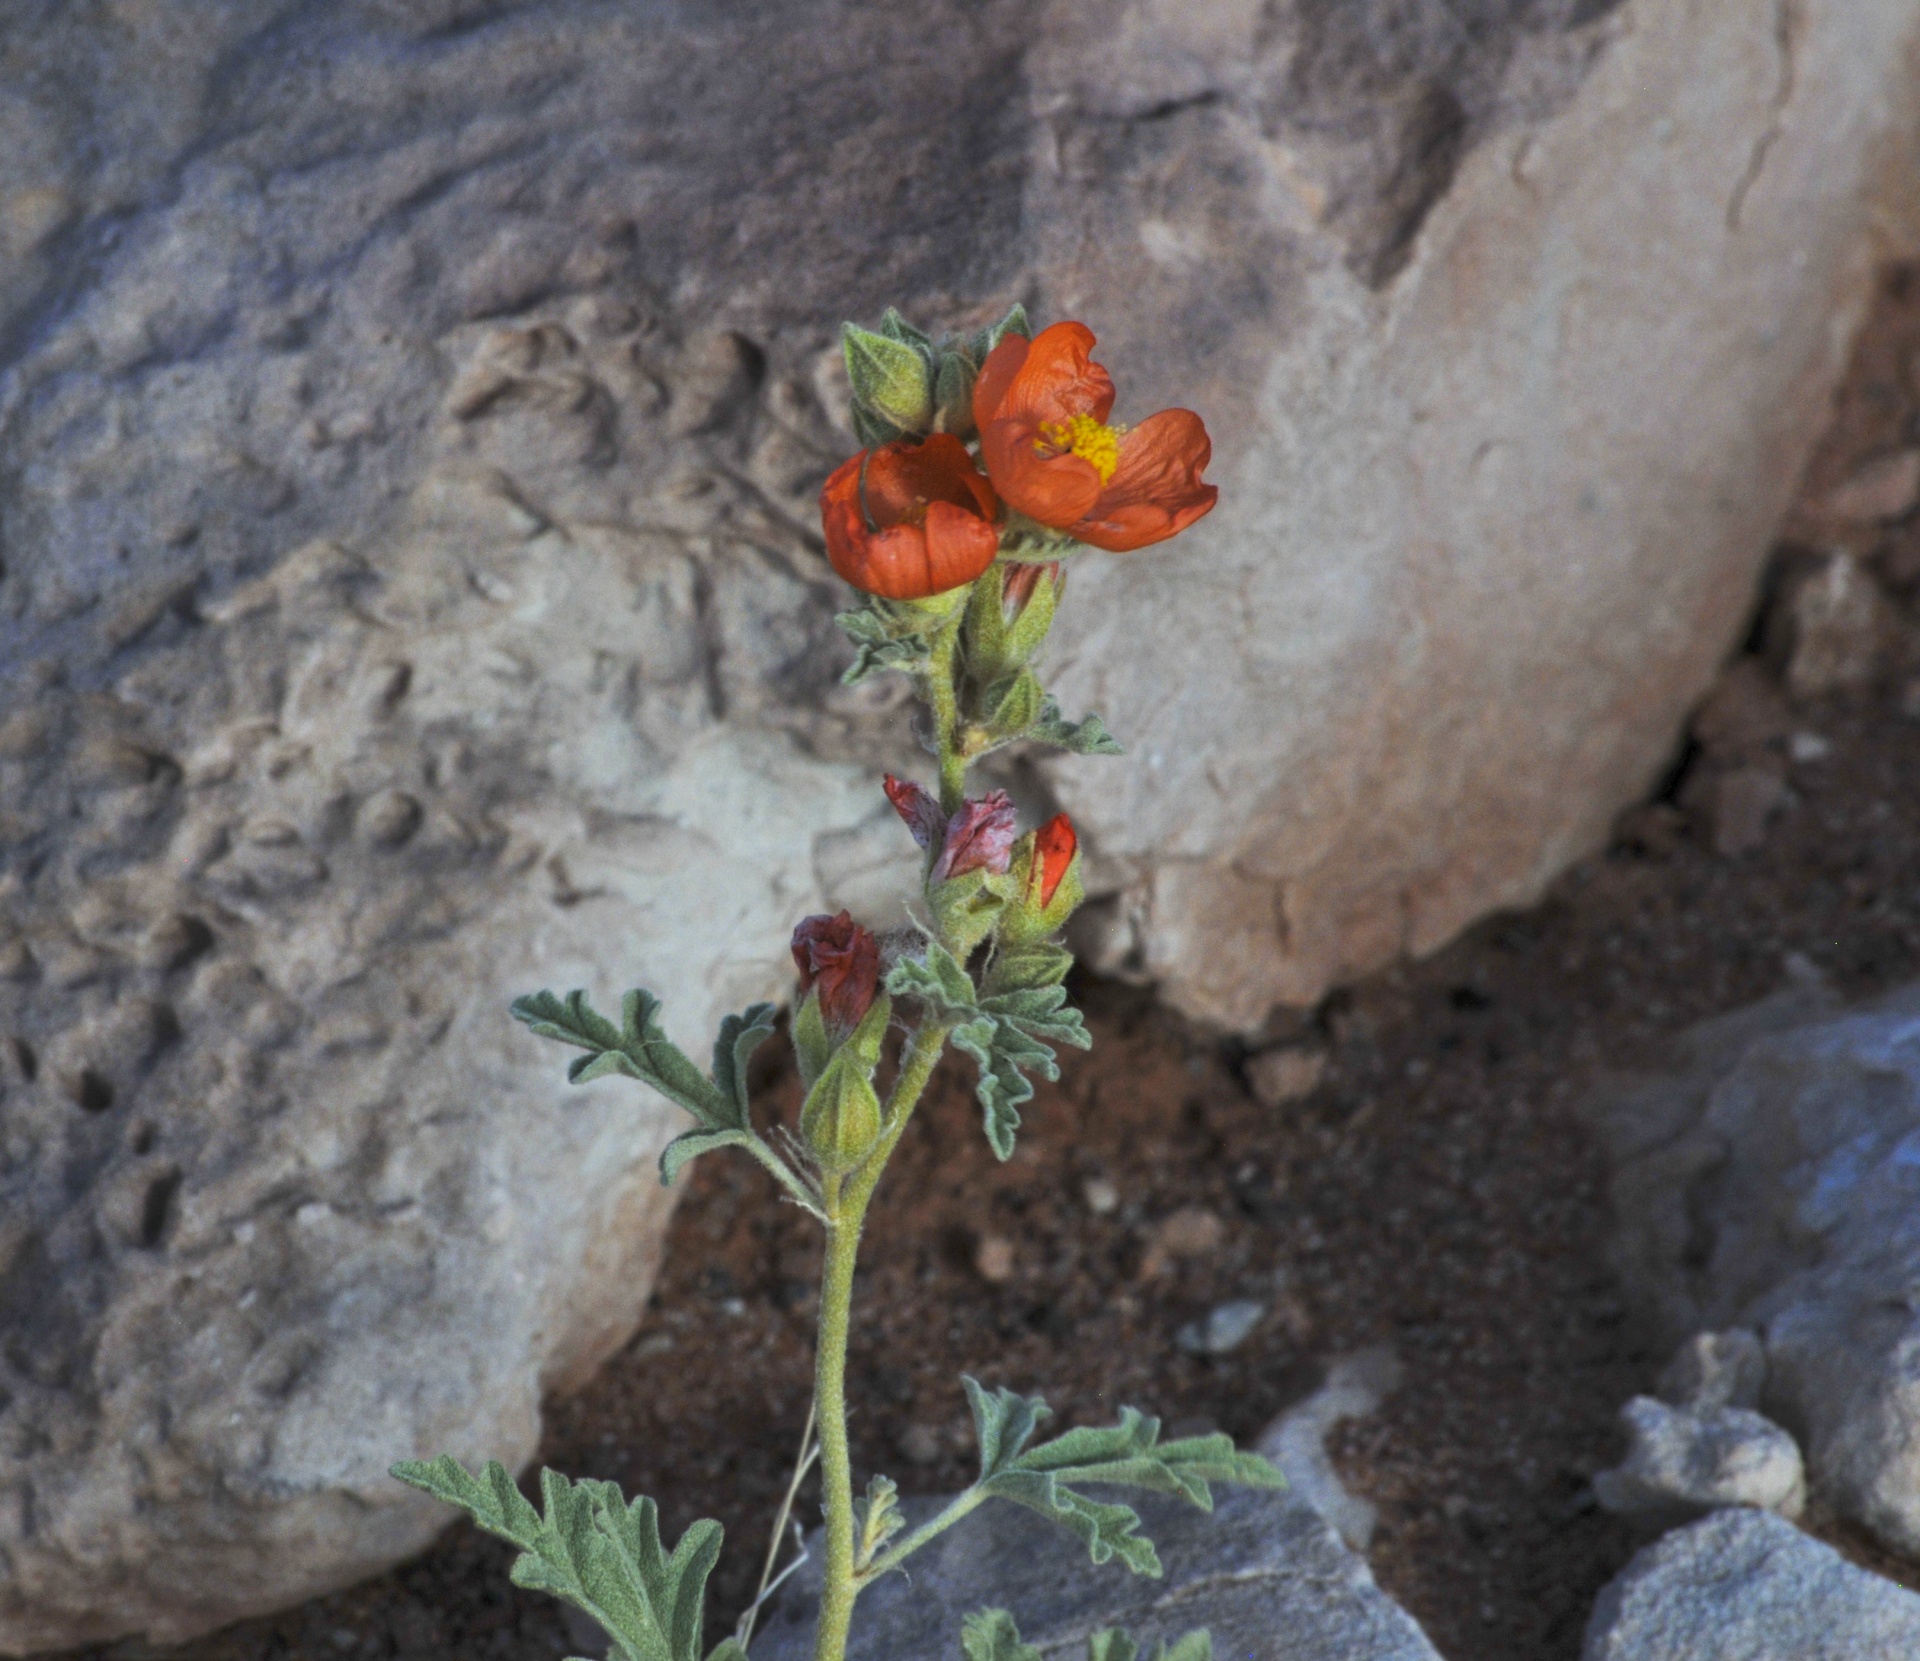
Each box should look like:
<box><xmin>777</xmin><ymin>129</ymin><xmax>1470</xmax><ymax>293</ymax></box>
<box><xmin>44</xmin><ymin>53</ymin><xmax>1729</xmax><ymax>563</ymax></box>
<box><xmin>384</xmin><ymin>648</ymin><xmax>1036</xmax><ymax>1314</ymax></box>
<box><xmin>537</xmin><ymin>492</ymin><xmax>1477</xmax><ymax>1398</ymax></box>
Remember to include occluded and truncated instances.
<box><xmin>750</xmin><ymin>1484</ymin><xmax>1442</xmax><ymax>1661</ymax></box>
<box><xmin>1584</xmin><ymin>1508</ymin><xmax>1920</xmax><ymax>1661</ymax></box>
<box><xmin>1583</xmin><ymin>982</ymin><xmax>1920</xmax><ymax>1560</ymax></box>
<box><xmin>1592</xmin><ymin>1396</ymin><xmax>1805</xmax><ymax>1523</ymax></box>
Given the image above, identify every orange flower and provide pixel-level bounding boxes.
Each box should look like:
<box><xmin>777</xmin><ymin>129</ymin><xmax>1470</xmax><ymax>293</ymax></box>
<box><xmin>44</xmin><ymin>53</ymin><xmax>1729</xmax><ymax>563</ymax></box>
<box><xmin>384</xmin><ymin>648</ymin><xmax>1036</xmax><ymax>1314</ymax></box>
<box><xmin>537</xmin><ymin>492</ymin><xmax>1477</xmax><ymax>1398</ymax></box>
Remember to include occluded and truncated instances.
<box><xmin>973</xmin><ymin>322</ymin><xmax>1216</xmax><ymax>553</ymax></box>
<box><xmin>820</xmin><ymin>434</ymin><xmax>1000</xmax><ymax>600</ymax></box>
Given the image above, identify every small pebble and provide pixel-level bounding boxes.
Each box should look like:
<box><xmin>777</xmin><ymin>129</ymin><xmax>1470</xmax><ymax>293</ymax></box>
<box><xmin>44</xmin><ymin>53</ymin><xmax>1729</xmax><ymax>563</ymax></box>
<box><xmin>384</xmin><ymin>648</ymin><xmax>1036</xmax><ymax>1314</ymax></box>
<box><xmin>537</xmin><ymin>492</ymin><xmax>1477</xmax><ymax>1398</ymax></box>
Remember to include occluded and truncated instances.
<box><xmin>973</xmin><ymin>1235</ymin><xmax>1016</xmax><ymax>1284</ymax></box>
<box><xmin>1081</xmin><ymin>1176</ymin><xmax>1120</xmax><ymax>1216</ymax></box>
<box><xmin>1247</xmin><ymin>1045</ymin><xmax>1326</xmax><ymax>1107</ymax></box>
<box><xmin>1175</xmin><ymin>1299</ymin><xmax>1266</xmax><ymax>1356</ymax></box>
<box><xmin>1141</xmin><ymin>1206</ymin><xmax>1227</xmax><ymax>1278</ymax></box>
<box><xmin>1789</xmin><ymin>731</ymin><xmax>1831</xmax><ymax>763</ymax></box>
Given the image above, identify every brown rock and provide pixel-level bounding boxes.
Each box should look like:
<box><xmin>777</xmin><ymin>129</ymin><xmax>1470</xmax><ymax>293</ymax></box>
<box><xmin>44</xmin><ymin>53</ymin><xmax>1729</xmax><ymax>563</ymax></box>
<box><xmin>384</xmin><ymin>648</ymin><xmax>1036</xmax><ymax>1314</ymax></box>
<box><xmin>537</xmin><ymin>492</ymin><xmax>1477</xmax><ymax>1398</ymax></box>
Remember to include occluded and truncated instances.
<box><xmin>1684</xmin><ymin>765</ymin><xmax>1789</xmax><ymax>858</ymax></box>
<box><xmin>1767</xmin><ymin>553</ymin><xmax>1901</xmax><ymax>698</ymax></box>
<box><xmin>1247</xmin><ymin>1046</ymin><xmax>1328</xmax><ymax>1109</ymax></box>
<box><xmin>1141</xmin><ymin>1205</ymin><xmax>1228</xmax><ymax>1278</ymax></box>
<box><xmin>1690</xmin><ymin>660</ymin><xmax>1791</xmax><ymax>762</ymax></box>
<box><xmin>973</xmin><ymin>1235</ymin><xmax>1017</xmax><ymax>1284</ymax></box>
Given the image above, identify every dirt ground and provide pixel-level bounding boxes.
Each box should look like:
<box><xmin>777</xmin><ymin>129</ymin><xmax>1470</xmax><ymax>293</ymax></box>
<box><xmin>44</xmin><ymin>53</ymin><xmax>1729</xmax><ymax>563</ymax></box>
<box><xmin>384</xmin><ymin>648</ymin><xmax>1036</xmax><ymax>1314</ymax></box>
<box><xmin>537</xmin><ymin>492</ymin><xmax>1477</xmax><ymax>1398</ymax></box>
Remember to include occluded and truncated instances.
<box><xmin>78</xmin><ymin>266</ymin><xmax>1920</xmax><ymax>1661</ymax></box>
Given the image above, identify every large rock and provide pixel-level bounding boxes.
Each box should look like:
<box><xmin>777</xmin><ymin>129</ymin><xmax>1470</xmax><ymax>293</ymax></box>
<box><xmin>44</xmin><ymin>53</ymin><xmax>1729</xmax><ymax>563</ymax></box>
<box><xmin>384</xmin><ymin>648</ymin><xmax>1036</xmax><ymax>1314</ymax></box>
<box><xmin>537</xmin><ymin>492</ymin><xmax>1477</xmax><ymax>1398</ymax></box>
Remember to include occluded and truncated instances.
<box><xmin>3</xmin><ymin>0</ymin><xmax>1920</xmax><ymax>1648</ymax></box>
<box><xmin>1583</xmin><ymin>984</ymin><xmax>1920</xmax><ymax>1560</ymax></box>
<box><xmin>1583</xmin><ymin>1508</ymin><xmax>1920</xmax><ymax>1661</ymax></box>
<box><xmin>751</xmin><ymin>1484</ymin><xmax>1443</xmax><ymax>1661</ymax></box>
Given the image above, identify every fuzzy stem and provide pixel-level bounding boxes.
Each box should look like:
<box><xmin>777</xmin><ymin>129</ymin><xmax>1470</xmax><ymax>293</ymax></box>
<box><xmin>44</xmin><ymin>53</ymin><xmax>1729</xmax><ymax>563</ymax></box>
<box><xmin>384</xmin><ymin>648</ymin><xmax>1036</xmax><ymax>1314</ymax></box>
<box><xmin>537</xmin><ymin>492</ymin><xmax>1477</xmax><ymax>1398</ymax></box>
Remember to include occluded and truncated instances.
<box><xmin>858</xmin><ymin>1485</ymin><xmax>988</xmax><ymax>1585</ymax></box>
<box><xmin>809</xmin><ymin>1018</ymin><xmax>952</xmax><ymax>1661</ymax></box>
<box><xmin>810</xmin><ymin>1177</ymin><xmax>861</xmax><ymax>1661</ymax></box>
<box><xmin>926</xmin><ymin>616</ymin><xmax>969</xmax><ymax>815</ymax></box>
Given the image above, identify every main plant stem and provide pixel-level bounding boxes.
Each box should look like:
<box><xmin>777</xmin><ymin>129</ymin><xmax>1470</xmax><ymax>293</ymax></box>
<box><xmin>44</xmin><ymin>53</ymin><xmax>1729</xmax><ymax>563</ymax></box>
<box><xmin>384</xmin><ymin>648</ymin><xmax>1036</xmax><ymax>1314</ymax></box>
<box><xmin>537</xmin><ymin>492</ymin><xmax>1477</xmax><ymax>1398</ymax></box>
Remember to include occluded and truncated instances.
<box><xmin>925</xmin><ymin>616</ymin><xmax>969</xmax><ymax>816</ymax></box>
<box><xmin>811</xmin><ymin>1019</ymin><xmax>951</xmax><ymax>1661</ymax></box>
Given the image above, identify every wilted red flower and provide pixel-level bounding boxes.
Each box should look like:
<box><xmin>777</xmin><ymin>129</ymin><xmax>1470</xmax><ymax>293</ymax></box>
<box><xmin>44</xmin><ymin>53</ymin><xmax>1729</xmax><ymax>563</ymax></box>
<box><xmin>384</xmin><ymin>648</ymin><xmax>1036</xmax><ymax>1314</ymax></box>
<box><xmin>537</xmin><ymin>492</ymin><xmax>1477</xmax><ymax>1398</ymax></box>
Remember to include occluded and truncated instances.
<box><xmin>884</xmin><ymin>774</ymin><xmax>945</xmax><ymax>851</ymax></box>
<box><xmin>791</xmin><ymin>911</ymin><xmax>880</xmax><ymax>1037</ymax></box>
<box><xmin>973</xmin><ymin>322</ymin><xmax>1216</xmax><ymax>553</ymax></box>
<box><xmin>932</xmin><ymin>791</ymin><xmax>1017</xmax><ymax>883</ymax></box>
<box><xmin>1030</xmin><ymin>813</ymin><xmax>1077</xmax><ymax>908</ymax></box>
<box><xmin>820</xmin><ymin>434</ymin><xmax>1000</xmax><ymax>600</ymax></box>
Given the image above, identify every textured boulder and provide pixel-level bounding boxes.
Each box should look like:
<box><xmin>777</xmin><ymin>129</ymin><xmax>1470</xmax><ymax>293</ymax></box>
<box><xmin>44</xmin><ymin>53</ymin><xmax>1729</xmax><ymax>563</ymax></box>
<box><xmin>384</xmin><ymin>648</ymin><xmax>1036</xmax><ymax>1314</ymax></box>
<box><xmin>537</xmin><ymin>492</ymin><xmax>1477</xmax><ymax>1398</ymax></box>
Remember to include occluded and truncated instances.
<box><xmin>753</xmin><ymin>1484</ymin><xmax>1443</xmax><ymax>1661</ymax></box>
<box><xmin>4</xmin><ymin>0</ymin><xmax>1920</xmax><ymax>1649</ymax></box>
<box><xmin>1592</xmin><ymin>1396</ymin><xmax>1805</xmax><ymax>1523</ymax></box>
<box><xmin>1583</xmin><ymin>984</ymin><xmax>1920</xmax><ymax>1560</ymax></box>
<box><xmin>1583</xmin><ymin>1509</ymin><xmax>1920</xmax><ymax>1661</ymax></box>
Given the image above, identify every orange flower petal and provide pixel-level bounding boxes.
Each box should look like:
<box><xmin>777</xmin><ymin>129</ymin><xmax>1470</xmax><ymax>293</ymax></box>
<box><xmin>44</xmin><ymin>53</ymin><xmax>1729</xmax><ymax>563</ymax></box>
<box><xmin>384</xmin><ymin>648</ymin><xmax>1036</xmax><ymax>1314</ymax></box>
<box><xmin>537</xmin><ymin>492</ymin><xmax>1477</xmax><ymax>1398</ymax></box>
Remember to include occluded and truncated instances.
<box><xmin>1000</xmin><ymin>322</ymin><xmax>1115</xmax><ymax>428</ymax></box>
<box><xmin>972</xmin><ymin>333</ymin><xmax>1029</xmax><ymax>436</ymax></box>
<box><xmin>820</xmin><ymin>438</ymin><xmax>1001</xmax><ymax>599</ymax></box>
<box><xmin>980</xmin><ymin>416</ymin><xmax>1105</xmax><ymax>528</ymax></box>
<box><xmin>1074</xmin><ymin>408</ymin><xmax>1217</xmax><ymax>552</ymax></box>
<box><xmin>920</xmin><ymin>500</ymin><xmax>1001</xmax><ymax>591</ymax></box>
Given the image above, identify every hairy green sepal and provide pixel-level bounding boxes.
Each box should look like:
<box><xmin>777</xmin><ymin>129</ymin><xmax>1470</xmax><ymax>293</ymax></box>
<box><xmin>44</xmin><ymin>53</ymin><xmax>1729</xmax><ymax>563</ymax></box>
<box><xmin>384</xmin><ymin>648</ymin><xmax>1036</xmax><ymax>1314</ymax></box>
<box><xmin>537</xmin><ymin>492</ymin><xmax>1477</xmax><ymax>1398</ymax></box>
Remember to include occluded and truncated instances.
<box><xmin>800</xmin><ymin>994</ymin><xmax>891</xmax><ymax>1172</ymax></box>
<box><xmin>964</xmin><ymin>1379</ymin><xmax>1284</xmax><ymax>1577</ymax></box>
<box><xmin>389</xmin><ymin>1458</ymin><xmax>732</xmax><ymax>1661</ymax></box>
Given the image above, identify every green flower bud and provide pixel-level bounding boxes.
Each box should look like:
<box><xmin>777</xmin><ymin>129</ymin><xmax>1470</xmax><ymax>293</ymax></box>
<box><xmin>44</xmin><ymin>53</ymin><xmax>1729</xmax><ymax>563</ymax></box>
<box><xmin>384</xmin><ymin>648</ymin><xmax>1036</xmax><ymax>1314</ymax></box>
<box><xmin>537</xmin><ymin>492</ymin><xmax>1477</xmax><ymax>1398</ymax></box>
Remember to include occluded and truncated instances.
<box><xmin>798</xmin><ymin>993</ymin><xmax>891</xmax><ymax>1173</ymax></box>
<box><xmin>843</xmin><ymin>320</ymin><xmax>935</xmax><ymax>437</ymax></box>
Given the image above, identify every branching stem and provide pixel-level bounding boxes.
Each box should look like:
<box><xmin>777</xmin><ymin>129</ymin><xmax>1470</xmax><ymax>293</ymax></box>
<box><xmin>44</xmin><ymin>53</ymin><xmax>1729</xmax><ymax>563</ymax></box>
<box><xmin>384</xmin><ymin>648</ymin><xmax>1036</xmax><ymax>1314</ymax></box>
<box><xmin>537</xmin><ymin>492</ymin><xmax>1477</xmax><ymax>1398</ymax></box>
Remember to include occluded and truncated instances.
<box><xmin>858</xmin><ymin>1485</ymin><xmax>987</xmax><ymax>1585</ymax></box>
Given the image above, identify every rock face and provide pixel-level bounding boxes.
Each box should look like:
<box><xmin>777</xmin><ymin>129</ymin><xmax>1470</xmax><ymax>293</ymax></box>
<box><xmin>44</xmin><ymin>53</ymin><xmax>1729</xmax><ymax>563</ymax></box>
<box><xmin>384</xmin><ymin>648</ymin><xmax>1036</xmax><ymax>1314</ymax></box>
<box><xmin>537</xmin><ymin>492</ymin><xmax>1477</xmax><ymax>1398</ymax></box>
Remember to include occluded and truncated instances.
<box><xmin>1583</xmin><ymin>1508</ymin><xmax>1920</xmax><ymax>1661</ymax></box>
<box><xmin>3</xmin><ymin>0</ymin><xmax>1920</xmax><ymax>1649</ymax></box>
<box><xmin>1583</xmin><ymin>984</ymin><xmax>1920</xmax><ymax>1560</ymax></box>
<box><xmin>752</xmin><ymin>1484</ymin><xmax>1443</xmax><ymax>1661</ymax></box>
<box><xmin>1592</xmin><ymin>1396</ymin><xmax>1805</xmax><ymax>1524</ymax></box>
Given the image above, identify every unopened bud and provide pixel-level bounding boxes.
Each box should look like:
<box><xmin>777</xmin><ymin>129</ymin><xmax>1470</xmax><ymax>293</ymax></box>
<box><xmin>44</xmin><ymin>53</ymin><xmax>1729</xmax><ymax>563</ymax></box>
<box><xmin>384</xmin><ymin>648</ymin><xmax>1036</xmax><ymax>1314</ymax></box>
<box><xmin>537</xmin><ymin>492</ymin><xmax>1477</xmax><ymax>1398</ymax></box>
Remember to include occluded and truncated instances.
<box><xmin>843</xmin><ymin>318</ymin><xmax>935</xmax><ymax>439</ymax></box>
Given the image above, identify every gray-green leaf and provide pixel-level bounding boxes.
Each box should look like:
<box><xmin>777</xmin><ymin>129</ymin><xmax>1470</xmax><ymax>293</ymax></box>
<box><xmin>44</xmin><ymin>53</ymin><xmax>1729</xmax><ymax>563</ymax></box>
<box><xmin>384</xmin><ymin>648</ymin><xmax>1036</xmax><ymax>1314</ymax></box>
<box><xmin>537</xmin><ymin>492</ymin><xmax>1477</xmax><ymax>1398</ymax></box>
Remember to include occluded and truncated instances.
<box><xmin>390</xmin><ymin>1458</ymin><xmax>723</xmax><ymax>1661</ymax></box>
<box><xmin>1088</xmin><ymin>1629</ymin><xmax>1212</xmax><ymax>1661</ymax></box>
<box><xmin>836</xmin><ymin>605</ymin><xmax>934</xmax><ymax>686</ymax></box>
<box><xmin>960</xmin><ymin>1608</ymin><xmax>1043</xmax><ymax>1661</ymax></box>
<box><xmin>884</xmin><ymin>941</ymin><xmax>979</xmax><ymax>1020</ymax></box>
<box><xmin>512</xmin><ymin>989</ymin><xmax>727</xmax><ymax>1123</ymax></box>
<box><xmin>959</xmin><ymin>1384</ymin><xmax>1283</xmax><ymax>1579</ymax></box>
<box><xmin>1028</xmin><ymin>696</ymin><xmax>1124</xmax><ymax>756</ymax></box>
<box><xmin>710</xmin><ymin>1003</ymin><xmax>775</xmax><ymax>1127</ymax></box>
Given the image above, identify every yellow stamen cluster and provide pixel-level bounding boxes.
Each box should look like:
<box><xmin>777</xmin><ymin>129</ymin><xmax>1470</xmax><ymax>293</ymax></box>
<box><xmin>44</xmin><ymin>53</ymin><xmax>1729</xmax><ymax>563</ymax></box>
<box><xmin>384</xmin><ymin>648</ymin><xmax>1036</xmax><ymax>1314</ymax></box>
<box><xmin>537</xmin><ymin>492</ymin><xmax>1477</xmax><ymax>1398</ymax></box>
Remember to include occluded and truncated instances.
<box><xmin>1036</xmin><ymin>413</ymin><xmax>1120</xmax><ymax>483</ymax></box>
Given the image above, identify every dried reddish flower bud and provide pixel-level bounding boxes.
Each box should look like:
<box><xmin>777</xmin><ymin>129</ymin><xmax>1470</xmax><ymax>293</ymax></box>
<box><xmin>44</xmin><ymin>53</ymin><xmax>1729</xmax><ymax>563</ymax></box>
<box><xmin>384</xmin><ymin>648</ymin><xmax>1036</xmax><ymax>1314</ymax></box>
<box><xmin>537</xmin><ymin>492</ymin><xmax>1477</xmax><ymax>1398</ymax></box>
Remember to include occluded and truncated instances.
<box><xmin>1000</xmin><ymin>560</ymin><xmax>1061</xmax><ymax>621</ymax></box>
<box><xmin>883</xmin><ymin>774</ymin><xmax>945</xmax><ymax>852</ymax></box>
<box><xmin>974</xmin><ymin>322</ymin><xmax>1216</xmax><ymax>553</ymax></box>
<box><xmin>790</xmin><ymin>911</ymin><xmax>880</xmax><ymax>1037</ymax></box>
<box><xmin>820</xmin><ymin>434</ymin><xmax>1000</xmax><ymax>600</ymax></box>
<box><xmin>1030</xmin><ymin>813</ymin><xmax>1077</xmax><ymax>908</ymax></box>
<box><xmin>932</xmin><ymin>791</ymin><xmax>1018</xmax><ymax>883</ymax></box>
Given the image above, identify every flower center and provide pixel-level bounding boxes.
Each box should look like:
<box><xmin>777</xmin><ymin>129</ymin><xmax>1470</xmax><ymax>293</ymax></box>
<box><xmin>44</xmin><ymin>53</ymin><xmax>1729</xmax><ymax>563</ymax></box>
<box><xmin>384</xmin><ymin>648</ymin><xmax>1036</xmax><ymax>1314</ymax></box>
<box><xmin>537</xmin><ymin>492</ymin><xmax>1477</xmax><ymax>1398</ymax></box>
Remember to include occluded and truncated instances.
<box><xmin>1036</xmin><ymin>413</ymin><xmax>1120</xmax><ymax>483</ymax></box>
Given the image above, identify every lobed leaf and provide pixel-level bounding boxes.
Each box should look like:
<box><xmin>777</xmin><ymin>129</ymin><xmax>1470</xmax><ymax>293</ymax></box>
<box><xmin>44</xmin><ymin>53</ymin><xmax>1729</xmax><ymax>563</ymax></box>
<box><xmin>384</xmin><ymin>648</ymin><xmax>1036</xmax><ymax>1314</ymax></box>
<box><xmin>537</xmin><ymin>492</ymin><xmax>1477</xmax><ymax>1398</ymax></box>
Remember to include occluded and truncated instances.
<box><xmin>1088</xmin><ymin>1630</ymin><xmax>1212</xmax><ymax>1661</ymax></box>
<box><xmin>956</xmin><ymin>1385</ymin><xmax>1282</xmax><ymax>1580</ymax></box>
<box><xmin>986</xmin><ymin>942</ymin><xmax>1075</xmax><ymax>993</ymax></box>
<box><xmin>961</xmin><ymin>1609</ymin><xmax>1043</xmax><ymax>1661</ymax></box>
<box><xmin>659</xmin><ymin>1127</ymin><xmax>760</xmax><ymax>1189</ymax></box>
<box><xmin>516</xmin><ymin>989</ymin><xmax>802</xmax><ymax>1190</ymax></box>
<box><xmin>1028</xmin><ymin>696</ymin><xmax>1124</xmax><ymax>756</ymax></box>
<box><xmin>835</xmin><ymin>606</ymin><xmax>933</xmax><ymax>686</ymax></box>
<box><xmin>710</xmin><ymin>1003</ymin><xmax>776</xmax><ymax>1127</ymax></box>
<box><xmin>853</xmin><ymin>1473</ymin><xmax>905</xmax><ymax>1572</ymax></box>
<box><xmin>391</xmin><ymin>1459</ymin><xmax>723</xmax><ymax>1661</ymax></box>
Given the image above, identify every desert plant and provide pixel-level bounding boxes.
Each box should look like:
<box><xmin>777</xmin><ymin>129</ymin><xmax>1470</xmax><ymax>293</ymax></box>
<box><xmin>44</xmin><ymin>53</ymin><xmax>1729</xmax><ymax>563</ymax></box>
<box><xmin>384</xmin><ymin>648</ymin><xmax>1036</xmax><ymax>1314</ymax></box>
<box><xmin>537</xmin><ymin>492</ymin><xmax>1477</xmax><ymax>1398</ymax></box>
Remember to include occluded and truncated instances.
<box><xmin>394</xmin><ymin>307</ymin><xmax>1279</xmax><ymax>1661</ymax></box>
